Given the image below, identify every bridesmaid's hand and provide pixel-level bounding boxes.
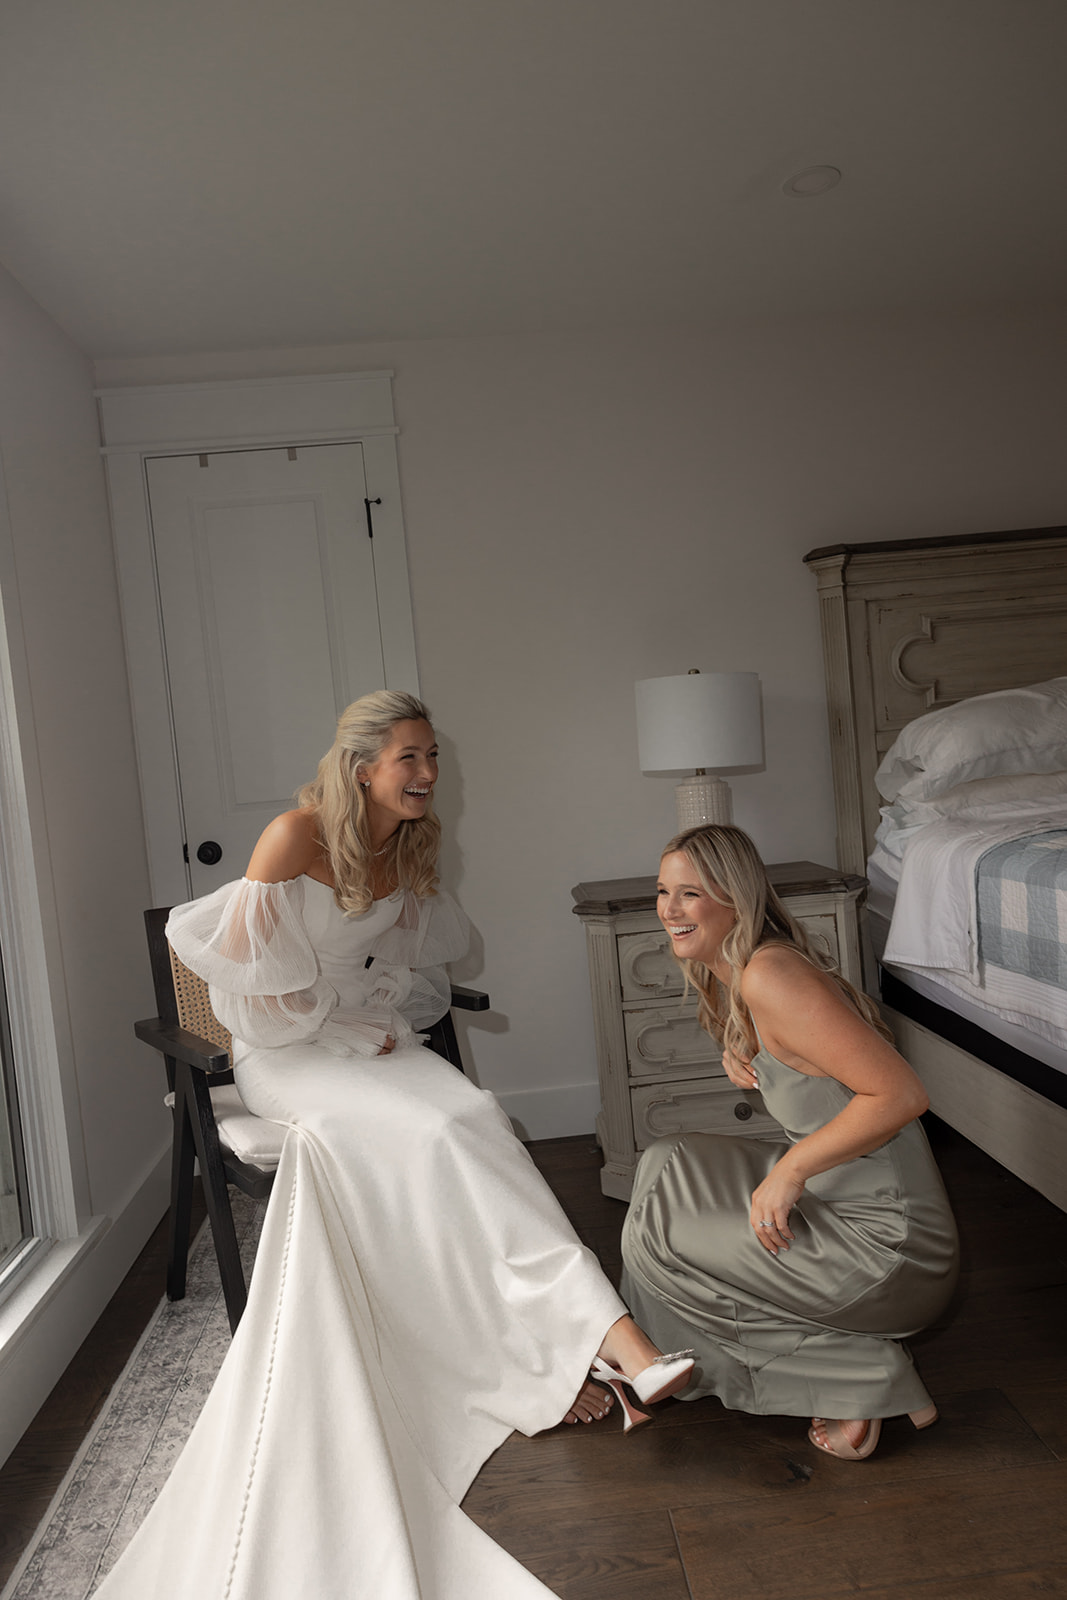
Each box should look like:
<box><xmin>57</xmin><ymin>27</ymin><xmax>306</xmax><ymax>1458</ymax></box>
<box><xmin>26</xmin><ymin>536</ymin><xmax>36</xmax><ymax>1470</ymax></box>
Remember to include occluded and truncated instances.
<box><xmin>721</xmin><ymin>1047</ymin><xmax>759</xmax><ymax>1090</ymax></box>
<box><xmin>749</xmin><ymin>1164</ymin><xmax>804</xmax><ymax>1255</ymax></box>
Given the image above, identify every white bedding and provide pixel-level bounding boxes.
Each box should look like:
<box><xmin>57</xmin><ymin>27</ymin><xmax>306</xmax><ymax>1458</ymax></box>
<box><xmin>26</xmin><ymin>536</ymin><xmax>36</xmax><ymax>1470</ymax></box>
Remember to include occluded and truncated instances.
<box><xmin>881</xmin><ymin>796</ymin><xmax>1067</xmax><ymax>978</ymax></box>
<box><xmin>867</xmin><ymin>875</ymin><xmax>1067</xmax><ymax>1075</ymax></box>
<box><xmin>871</xmin><ymin>797</ymin><xmax>1067</xmax><ymax>1052</ymax></box>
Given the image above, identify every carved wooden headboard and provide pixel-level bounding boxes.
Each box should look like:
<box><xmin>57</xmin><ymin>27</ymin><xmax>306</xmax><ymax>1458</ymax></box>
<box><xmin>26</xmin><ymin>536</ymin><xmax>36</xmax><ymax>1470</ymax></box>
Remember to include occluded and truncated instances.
<box><xmin>804</xmin><ymin>527</ymin><xmax>1067</xmax><ymax>875</ymax></box>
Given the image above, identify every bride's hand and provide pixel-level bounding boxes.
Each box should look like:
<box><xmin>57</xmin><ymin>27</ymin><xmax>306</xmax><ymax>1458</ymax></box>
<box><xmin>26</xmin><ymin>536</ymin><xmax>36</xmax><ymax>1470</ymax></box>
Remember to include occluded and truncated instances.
<box><xmin>378</xmin><ymin>1034</ymin><xmax>396</xmax><ymax>1056</ymax></box>
<box><xmin>721</xmin><ymin>1047</ymin><xmax>759</xmax><ymax>1090</ymax></box>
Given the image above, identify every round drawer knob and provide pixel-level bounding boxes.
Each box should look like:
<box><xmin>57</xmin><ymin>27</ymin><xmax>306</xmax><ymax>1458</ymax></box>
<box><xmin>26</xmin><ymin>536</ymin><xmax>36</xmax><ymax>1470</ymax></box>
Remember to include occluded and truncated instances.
<box><xmin>733</xmin><ymin>1101</ymin><xmax>754</xmax><ymax>1121</ymax></box>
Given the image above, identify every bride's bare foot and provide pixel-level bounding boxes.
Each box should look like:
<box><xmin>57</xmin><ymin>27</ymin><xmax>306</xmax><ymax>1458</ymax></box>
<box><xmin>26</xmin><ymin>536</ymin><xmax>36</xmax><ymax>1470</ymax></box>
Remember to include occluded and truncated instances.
<box><xmin>562</xmin><ymin>1377</ymin><xmax>614</xmax><ymax>1425</ymax></box>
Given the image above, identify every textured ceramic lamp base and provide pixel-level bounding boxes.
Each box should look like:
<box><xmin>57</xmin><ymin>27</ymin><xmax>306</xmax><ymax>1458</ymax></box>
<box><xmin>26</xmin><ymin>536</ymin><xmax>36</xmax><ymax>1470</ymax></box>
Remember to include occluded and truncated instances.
<box><xmin>674</xmin><ymin>775</ymin><xmax>732</xmax><ymax>831</ymax></box>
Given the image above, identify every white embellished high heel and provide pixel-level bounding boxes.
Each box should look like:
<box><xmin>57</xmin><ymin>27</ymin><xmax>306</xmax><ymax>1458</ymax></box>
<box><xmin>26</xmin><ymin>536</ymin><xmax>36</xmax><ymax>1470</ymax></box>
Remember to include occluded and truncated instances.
<box><xmin>589</xmin><ymin>1350</ymin><xmax>696</xmax><ymax>1433</ymax></box>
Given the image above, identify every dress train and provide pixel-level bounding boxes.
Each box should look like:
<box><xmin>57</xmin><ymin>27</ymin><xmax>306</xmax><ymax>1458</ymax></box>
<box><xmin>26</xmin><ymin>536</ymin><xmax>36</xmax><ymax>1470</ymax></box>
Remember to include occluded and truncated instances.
<box><xmin>93</xmin><ymin>1043</ymin><xmax>625</xmax><ymax>1598</ymax></box>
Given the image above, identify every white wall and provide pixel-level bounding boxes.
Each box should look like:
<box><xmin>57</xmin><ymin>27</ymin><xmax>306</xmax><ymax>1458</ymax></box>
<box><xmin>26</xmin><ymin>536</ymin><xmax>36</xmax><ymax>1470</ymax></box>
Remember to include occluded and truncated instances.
<box><xmin>96</xmin><ymin>305</ymin><xmax>1067</xmax><ymax>1135</ymax></box>
<box><xmin>0</xmin><ymin>263</ymin><xmax>168</xmax><ymax>1462</ymax></box>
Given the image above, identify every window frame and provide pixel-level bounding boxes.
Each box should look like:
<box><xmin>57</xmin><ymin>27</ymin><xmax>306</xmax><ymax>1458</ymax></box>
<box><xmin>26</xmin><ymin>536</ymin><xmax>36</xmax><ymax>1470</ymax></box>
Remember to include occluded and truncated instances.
<box><xmin>0</xmin><ymin>477</ymin><xmax>83</xmax><ymax>1302</ymax></box>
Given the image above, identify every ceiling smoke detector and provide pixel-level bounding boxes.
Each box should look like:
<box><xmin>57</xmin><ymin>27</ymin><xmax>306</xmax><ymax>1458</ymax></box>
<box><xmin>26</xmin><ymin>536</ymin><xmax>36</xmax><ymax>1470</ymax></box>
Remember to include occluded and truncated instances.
<box><xmin>782</xmin><ymin>165</ymin><xmax>842</xmax><ymax>198</ymax></box>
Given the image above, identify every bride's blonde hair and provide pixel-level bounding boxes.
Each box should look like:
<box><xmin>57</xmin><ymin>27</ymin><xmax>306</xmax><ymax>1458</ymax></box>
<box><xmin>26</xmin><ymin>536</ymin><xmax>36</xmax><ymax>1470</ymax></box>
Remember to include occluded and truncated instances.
<box><xmin>296</xmin><ymin>690</ymin><xmax>441</xmax><ymax>916</ymax></box>
<box><xmin>663</xmin><ymin>824</ymin><xmax>891</xmax><ymax>1063</ymax></box>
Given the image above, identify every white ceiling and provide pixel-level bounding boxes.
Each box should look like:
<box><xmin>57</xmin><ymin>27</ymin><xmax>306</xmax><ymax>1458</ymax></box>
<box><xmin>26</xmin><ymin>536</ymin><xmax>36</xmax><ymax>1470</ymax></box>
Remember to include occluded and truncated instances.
<box><xmin>1</xmin><ymin>0</ymin><xmax>1065</xmax><ymax>358</ymax></box>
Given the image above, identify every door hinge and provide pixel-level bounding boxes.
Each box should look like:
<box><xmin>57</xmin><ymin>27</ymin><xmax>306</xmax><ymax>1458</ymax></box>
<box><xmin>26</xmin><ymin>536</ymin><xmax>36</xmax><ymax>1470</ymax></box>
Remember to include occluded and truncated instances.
<box><xmin>364</xmin><ymin>496</ymin><xmax>382</xmax><ymax>538</ymax></box>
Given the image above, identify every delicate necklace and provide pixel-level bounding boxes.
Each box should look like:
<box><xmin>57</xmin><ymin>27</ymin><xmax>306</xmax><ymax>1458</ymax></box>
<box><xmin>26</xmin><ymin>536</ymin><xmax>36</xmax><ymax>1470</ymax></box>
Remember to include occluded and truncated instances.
<box><xmin>370</xmin><ymin>841</ymin><xmax>393</xmax><ymax>858</ymax></box>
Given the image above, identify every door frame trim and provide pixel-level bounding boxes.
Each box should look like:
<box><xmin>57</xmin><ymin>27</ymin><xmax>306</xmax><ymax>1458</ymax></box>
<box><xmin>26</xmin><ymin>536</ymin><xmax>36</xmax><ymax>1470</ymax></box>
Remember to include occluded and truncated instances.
<box><xmin>98</xmin><ymin>372</ymin><xmax>419</xmax><ymax>906</ymax></box>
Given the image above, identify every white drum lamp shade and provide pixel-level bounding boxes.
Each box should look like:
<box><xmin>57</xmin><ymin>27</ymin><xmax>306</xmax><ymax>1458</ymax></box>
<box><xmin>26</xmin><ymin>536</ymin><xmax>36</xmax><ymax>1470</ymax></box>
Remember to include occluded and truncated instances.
<box><xmin>635</xmin><ymin>671</ymin><xmax>764</xmax><ymax>829</ymax></box>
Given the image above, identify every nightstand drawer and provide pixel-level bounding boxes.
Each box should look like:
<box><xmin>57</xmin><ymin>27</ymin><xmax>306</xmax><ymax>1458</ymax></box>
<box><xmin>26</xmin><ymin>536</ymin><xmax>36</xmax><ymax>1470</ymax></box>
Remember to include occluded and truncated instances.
<box><xmin>624</xmin><ymin>1004</ymin><xmax>721</xmax><ymax>1080</ymax></box>
<box><xmin>621</xmin><ymin>909</ymin><xmax>843</xmax><ymax>1002</ymax></box>
<box><xmin>631</xmin><ymin>1078</ymin><xmax>781</xmax><ymax>1150</ymax></box>
<box><xmin>617</xmin><ymin>930</ymin><xmax>683</xmax><ymax>1000</ymax></box>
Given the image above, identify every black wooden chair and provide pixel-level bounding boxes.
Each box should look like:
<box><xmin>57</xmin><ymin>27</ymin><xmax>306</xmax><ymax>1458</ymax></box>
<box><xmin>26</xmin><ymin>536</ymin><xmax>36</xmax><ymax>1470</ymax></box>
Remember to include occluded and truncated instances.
<box><xmin>135</xmin><ymin>906</ymin><xmax>489</xmax><ymax>1333</ymax></box>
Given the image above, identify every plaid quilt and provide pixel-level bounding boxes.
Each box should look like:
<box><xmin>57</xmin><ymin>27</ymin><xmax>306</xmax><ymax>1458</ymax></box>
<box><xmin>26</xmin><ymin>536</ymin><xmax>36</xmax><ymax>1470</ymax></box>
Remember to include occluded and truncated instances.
<box><xmin>977</xmin><ymin>829</ymin><xmax>1067</xmax><ymax>986</ymax></box>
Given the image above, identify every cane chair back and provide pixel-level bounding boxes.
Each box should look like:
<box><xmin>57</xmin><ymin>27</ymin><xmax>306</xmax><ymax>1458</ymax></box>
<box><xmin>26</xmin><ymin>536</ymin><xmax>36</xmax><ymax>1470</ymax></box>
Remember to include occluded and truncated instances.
<box><xmin>168</xmin><ymin>947</ymin><xmax>233</xmax><ymax>1059</ymax></box>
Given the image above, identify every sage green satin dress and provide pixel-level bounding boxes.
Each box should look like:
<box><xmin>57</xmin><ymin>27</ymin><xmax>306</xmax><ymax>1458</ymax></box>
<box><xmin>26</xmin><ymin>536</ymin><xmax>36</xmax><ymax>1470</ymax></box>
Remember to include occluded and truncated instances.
<box><xmin>620</xmin><ymin>1043</ymin><xmax>958</xmax><ymax>1419</ymax></box>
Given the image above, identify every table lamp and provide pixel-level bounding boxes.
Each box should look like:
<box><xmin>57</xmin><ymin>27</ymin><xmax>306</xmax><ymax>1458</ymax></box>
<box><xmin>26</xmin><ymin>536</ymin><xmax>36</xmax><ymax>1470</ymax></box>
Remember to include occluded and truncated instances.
<box><xmin>635</xmin><ymin>669</ymin><xmax>764</xmax><ymax>830</ymax></box>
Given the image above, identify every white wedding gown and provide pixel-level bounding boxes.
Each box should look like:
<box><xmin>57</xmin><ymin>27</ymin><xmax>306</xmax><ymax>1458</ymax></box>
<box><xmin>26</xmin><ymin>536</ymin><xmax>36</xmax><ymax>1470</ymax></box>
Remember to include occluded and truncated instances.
<box><xmin>94</xmin><ymin>876</ymin><xmax>626</xmax><ymax>1600</ymax></box>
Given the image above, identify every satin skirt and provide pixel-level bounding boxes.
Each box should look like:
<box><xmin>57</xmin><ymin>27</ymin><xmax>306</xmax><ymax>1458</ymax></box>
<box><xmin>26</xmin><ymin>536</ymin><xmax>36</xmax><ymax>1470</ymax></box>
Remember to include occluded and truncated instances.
<box><xmin>94</xmin><ymin>1042</ymin><xmax>626</xmax><ymax>1599</ymax></box>
<box><xmin>621</xmin><ymin>1123</ymin><xmax>958</xmax><ymax>1421</ymax></box>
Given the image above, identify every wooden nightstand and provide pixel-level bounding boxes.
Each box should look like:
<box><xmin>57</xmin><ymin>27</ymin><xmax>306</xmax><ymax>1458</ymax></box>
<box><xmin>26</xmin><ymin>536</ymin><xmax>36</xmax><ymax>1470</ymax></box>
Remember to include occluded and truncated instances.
<box><xmin>571</xmin><ymin>862</ymin><xmax>866</xmax><ymax>1199</ymax></box>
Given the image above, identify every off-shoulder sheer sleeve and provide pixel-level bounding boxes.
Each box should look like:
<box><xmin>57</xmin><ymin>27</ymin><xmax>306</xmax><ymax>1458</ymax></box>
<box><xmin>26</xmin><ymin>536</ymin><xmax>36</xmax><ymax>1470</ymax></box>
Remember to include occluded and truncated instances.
<box><xmin>167</xmin><ymin>880</ymin><xmax>475</xmax><ymax>1057</ymax></box>
<box><xmin>369</xmin><ymin>889</ymin><xmax>470</xmax><ymax>969</ymax></box>
<box><xmin>402</xmin><ymin>968</ymin><xmax>453</xmax><ymax>1033</ymax></box>
<box><xmin>368</xmin><ymin>890</ymin><xmax>471</xmax><ymax>1033</ymax></box>
<box><xmin>166</xmin><ymin>878</ymin><xmax>338</xmax><ymax>1050</ymax></box>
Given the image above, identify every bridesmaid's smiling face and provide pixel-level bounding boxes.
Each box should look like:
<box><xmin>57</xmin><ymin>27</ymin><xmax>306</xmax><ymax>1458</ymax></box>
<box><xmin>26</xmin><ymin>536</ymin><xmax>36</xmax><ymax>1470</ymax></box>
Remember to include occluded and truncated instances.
<box><xmin>657</xmin><ymin>850</ymin><xmax>737</xmax><ymax>971</ymax></box>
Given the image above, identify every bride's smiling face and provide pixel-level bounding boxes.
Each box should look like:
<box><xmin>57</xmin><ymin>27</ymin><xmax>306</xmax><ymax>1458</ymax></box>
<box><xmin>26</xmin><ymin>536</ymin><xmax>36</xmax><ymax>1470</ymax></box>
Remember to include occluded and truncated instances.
<box><xmin>656</xmin><ymin>850</ymin><xmax>736</xmax><ymax>970</ymax></box>
<box><xmin>359</xmin><ymin>718</ymin><xmax>439</xmax><ymax>834</ymax></box>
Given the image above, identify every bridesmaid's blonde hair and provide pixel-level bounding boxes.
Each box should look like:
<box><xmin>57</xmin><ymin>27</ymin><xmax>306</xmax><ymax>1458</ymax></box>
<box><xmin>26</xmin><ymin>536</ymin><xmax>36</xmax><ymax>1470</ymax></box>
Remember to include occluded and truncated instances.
<box><xmin>297</xmin><ymin>690</ymin><xmax>441</xmax><ymax>916</ymax></box>
<box><xmin>662</xmin><ymin>824</ymin><xmax>891</xmax><ymax>1062</ymax></box>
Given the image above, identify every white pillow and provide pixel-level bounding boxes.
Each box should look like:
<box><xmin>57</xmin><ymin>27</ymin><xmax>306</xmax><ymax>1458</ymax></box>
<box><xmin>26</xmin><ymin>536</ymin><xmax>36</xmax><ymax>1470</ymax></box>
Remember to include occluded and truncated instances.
<box><xmin>875</xmin><ymin>677</ymin><xmax>1067</xmax><ymax>802</ymax></box>
<box><xmin>886</xmin><ymin>767</ymin><xmax>1067</xmax><ymax>827</ymax></box>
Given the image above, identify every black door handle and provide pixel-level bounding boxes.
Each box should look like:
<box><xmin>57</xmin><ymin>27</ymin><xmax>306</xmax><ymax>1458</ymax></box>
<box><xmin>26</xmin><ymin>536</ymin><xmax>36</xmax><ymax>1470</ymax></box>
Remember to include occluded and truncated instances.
<box><xmin>196</xmin><ymin>841</ymin><xmax>223</xmax><ymax>866</ymax></box>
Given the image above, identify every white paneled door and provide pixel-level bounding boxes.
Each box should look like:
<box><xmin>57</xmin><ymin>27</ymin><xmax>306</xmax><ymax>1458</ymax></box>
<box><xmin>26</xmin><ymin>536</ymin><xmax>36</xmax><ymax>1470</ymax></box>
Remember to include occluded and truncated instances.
<box><xmin>147</xmin><ymin>443</ymin><xmax>388</xmax><ymax>897</ymax></box>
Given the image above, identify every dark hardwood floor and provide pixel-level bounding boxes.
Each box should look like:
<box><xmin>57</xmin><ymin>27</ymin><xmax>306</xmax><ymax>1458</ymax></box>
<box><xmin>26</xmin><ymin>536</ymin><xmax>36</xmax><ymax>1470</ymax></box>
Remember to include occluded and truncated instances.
<box><xmin>2</xmin><ymin>1121</ymin><xmax>1065</xmax><ymax>1598</ymax></box>
<box><xmin>475</xmin><ymin>1120</ymin><xmax>1067</xmax><ymax>1599</ymax></box>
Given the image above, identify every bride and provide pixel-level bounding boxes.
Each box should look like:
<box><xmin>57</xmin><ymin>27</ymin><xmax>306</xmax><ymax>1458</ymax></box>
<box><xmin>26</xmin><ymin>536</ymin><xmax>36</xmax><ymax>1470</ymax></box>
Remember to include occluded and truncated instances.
<box><xmin>93</xmin><ymin>690</ymin><xmax>692</xmax><ymax>1599</ymax></box>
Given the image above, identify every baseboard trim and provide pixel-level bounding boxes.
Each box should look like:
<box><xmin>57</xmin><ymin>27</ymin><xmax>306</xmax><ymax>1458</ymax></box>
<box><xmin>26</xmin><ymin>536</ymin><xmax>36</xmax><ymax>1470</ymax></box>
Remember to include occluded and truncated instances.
<box><xmin>496</xmin><ymin>1081</ymin><xmax>600</xmax><ymax>1143</ymax></box>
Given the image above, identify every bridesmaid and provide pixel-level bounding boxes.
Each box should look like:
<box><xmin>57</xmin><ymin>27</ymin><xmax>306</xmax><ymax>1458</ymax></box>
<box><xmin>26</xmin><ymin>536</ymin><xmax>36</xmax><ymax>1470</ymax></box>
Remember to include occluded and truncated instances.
<box><xmin>621</xmin><ymin>825</ymin><xmax>958</xmax><ymax>1460</ymax></box>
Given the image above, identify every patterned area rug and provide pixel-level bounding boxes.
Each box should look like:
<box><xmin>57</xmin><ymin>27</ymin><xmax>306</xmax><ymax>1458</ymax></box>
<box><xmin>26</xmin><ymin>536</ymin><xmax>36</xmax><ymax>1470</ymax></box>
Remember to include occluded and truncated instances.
<box><xmin>2</xmin><ymin>1196</ymin><xmax>264</xmax><ymax>1600</ymax></box>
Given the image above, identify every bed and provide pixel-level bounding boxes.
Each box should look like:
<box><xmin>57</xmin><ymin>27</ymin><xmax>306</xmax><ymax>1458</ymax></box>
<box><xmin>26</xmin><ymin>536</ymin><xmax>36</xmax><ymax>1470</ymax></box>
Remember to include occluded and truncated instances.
<box><xmin>804</xmin><ymin>526</ymin><xmax>1067</xmax><ymax>1213</ymax></box>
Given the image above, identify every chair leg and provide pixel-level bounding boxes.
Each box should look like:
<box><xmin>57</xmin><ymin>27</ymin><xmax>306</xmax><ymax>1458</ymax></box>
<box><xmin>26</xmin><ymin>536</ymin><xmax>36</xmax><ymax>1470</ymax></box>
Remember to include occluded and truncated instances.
<box><xmin>182</xmin><ymin>1064</ymin><xmax>249</xmax><ymax>1334</ymax></box>
<box><xmin>166</xmin><ymin>1058</ymin><xmax>197</xmax><ymax>1304</ymax></box>
<box><xmin>426</xmin><ymin>1010</ymin><xmax>465</xmax><ymax>1073</ymax></box>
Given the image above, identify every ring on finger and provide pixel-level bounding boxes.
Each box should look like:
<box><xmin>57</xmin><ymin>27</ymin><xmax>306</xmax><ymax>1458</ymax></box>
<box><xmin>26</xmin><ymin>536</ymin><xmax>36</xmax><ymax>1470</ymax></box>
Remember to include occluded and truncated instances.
<box><xmin>757</xmin><ymin>1220</ymin><xmax>771</xmax><ymax>1229</ymax></box>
